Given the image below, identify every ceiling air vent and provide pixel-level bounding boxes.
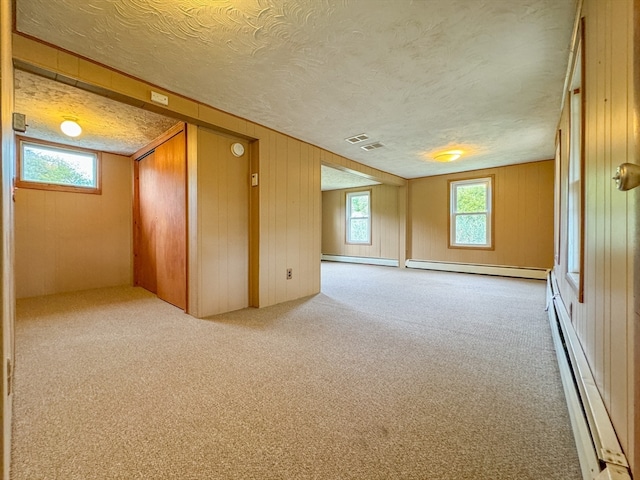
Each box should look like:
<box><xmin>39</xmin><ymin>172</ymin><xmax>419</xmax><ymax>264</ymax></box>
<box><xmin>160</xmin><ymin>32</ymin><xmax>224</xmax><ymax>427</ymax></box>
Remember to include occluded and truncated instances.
<box><xmin>345</xmin><ymin>133</ymin><xmax>369</xmax><ymax>144</ymax></box>
<box><xmin>361</xmin><ymin>142</ymin><xmax>385</xmax><ymax>151</ymax></box>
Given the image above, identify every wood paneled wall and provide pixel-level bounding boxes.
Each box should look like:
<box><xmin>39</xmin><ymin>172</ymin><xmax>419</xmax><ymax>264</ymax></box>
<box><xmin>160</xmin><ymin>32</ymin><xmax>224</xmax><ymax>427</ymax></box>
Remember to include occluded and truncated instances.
<box><xmin>554</xmin><ymin>0</ymin><xmax>637</xmax><ymax>472</ymax></box>
<box><xmin>249</xmin><ymin>129</ymin><xmax>322</xmax><ymax>306</ymax></box>
<box><xmin>189</xmin><ymin>127</ymin><xmax>250</xmax><ymax>317</ymax></box>
<box><xmin>408</xmin><ymin>161</ymin><xmax>554</xmax><ymax>269</ymax></box>
<box><xmin>322</xmin><ymin>184</ymin><xmax>400</xmax><ymax>260</ymax></box>
<box><xmin>11</xmin><ymin>35</ymin><xmax>406</xmax><ymax>309</ymax></box>
<box><xmin>15</xmin><ymin>152</ymin><xmax>132</xmax><ymax>298</ymax></box>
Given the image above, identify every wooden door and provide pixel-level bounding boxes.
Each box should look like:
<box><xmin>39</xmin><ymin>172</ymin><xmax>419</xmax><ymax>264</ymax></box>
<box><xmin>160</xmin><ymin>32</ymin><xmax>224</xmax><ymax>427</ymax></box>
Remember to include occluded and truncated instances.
<box><xmin>154</xmin><ymin>132</ymin><xmax>186</xmax><ymax>309</ymax></box>
<box><xmin>135</xmin><ymin>151</ymin><xmax>158</xmax><ymax>294</ymax></box>
<box><xmin>134</xmin><ymin>129</ymin><xmax>186</xmax><ymax>310</ymax></box>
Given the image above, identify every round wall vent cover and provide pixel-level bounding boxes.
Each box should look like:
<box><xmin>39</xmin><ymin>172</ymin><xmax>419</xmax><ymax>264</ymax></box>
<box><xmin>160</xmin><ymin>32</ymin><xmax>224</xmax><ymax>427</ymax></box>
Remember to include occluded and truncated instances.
<box><xmin>231</xmin><ymin>142</ymin><xmax>245</xmax><ymax>157</ymax></box>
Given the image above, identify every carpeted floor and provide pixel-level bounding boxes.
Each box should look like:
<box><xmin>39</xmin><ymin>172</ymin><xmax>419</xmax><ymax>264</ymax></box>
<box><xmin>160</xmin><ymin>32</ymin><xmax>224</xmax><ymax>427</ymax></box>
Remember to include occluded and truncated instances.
<box><xmin>11</xmin><ymin>262</ymin><xmax>581</xmax><ymax>479</ymax></box>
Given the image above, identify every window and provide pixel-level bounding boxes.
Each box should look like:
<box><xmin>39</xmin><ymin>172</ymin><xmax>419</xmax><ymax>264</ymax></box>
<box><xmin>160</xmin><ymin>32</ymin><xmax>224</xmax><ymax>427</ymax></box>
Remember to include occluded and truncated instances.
<box><xmin>566</xmin><ymin>21</ymin><xmax>584</xmax><ymax>301</ymax></box>
<box><xmin>449</xmin><ymin>177</ymin><xmax>493</xmax><ymax>249</ymax></box>
<box><xmin>346</xmin><ymin>190</ymin><xmax>371</xmax><ymax>244</ymax></box>
<box><xmin>17</xmin><ymin>138</ymin><xmax>101</xmax><ymax>194</ymax></box>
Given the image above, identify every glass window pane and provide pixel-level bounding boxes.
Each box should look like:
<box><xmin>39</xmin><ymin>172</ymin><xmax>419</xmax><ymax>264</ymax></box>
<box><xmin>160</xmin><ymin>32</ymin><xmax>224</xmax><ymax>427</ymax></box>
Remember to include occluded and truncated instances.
<box><xmin>455</xmin><ymin>184</ymin><xmax>486</xmax><ymax>213</ymax></box>
<box><xmin>349</xmin><ymin>219</ymin><xmax>369</xmax><ymax>243</ymax></box>
<box><xmin>350</xmin><ymin>194</ymin><xmax>369</xmax><ymax>218</ymax></box>
<box><xmin>455</xmin><ymin>214</ymin><xmax>487</xmax><ymax>245</ymax></box>
<box><xmin>22</xmin><ymin>143</ymin><xmax>97</xmax><ymax>188</ymax></box>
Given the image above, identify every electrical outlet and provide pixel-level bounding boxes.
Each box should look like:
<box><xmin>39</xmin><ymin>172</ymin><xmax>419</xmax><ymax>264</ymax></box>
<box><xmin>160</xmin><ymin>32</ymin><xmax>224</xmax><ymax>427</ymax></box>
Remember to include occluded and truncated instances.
<box><xmin>286</xmin><ymin>268</ymin><xmax>292</xmax><ymax>280</ymax></box>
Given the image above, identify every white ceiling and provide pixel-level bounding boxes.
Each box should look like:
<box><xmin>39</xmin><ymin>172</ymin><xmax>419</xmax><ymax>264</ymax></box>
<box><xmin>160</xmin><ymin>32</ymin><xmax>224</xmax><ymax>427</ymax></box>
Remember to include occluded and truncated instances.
<box><xmin>14</xmin><ymin>0</ymin><xmax>576</xmax><ymax>180</ymax></box>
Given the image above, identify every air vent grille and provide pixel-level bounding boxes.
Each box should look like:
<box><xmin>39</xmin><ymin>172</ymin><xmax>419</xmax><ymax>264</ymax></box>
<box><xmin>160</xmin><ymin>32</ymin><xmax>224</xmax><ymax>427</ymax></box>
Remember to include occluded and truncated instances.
<box><xmin>361</xmin><ymin>142</ymin><xmax>385</xmax><ymax>151</ymax></box>
<box><xmin>345</xmin><ymin>133</ymin><xmax>369</xmax><ymax>144</ymax></box>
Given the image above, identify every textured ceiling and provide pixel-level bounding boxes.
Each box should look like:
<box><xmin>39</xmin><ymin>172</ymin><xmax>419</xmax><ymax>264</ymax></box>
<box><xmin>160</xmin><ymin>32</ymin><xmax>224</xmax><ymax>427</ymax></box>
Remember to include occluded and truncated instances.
<box><xmin>15</xmin><ymin>0</ymin><xmax>576</xmax><ymax>179</ymax></box>
<box><xmin>14</xmin><ymin>70</ymin><xmax>180</xmax><ymax>156</ymax></box>
<box><xmin>321</xmin><ymin>165</ymin><xmax>380</xmax><ymax>191</ymax></box>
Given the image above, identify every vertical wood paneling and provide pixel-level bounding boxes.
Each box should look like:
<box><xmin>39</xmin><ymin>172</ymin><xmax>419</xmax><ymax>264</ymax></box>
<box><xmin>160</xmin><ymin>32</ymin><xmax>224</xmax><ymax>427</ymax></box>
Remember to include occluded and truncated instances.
<box><xmin>408</xmin><ymin>161</ymin><xmax>554</xmax><ymax>269</ymax></box>
<box><xmin>13</xmin><ymin>34</ymin><xmax>404</xmax><ymax>314</ymax></box>
<box><xmin>249</xmin><ymin>137</ymin><xmax>260</xmax><ymax>307</ymax></box>
<box><xmin>286</xmin><ymin>138</ymin><xmax>301</xmax><ymax>298</ymax></box>
<box><xmin>196</xmin><ymin>127</ymin><xmax>249</xmax><ymax>317</ymax></box>
<box><xmin>186</xmin><ymin>123</ymin><xmax>200</xmax><ymax>314</ymax></box>
<box><xmin>554</xmin><ymin>0</ymin><xmax>636</xmax><ymax>472</ymax></box>
<box><xmin>397</xmin><ymin>185</ymin><xmax>408</xmax><ymax>266</ymax></box>
<box><xmin>308</xmin><ymin>148</ymin><xmax>322</xmax><ymax>292</ymax></box>
<box><xmin>15</xmin><ymin>153</ymin><xmax>133</xmax><ymax>298</ymax></box>
<box><xmin>275</xmin><ymin>134</ymin><xmax>288</xmax><ymax>304</ymax></box>
<box><xmin>252</xmin><ymin>129</ymin><xmax>322</xmax><ymax>307</ymax></box>
<box><xmin>607</xmin><ymin>0</ymin><xmax>631</xmax><ymax>451</ymax></box>
<box><xmin>267</xmin><ymin>131</ymin><xmax>278</xmax><ymax>306</ymax></box>
<box><xmin>321</xmin><ymin>184</ymin><xmax>400</xmax><ymax>260</ymax></box>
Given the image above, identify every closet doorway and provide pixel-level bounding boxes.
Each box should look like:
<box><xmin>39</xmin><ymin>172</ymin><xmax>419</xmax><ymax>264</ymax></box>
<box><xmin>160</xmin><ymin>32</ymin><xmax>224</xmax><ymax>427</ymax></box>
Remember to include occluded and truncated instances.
<box><xmin>134</xmin><ymin>125</ymin><xmax>187</xmax><ymax>310</ymax></box>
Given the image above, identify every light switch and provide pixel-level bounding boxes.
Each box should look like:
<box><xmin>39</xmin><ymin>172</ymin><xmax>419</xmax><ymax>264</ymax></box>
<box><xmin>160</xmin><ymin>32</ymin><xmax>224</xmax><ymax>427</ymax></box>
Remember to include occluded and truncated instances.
<box><xmin>251</xmin><ymin>173</ymin><xmax>258</xmax><ymax>186</ymax></box>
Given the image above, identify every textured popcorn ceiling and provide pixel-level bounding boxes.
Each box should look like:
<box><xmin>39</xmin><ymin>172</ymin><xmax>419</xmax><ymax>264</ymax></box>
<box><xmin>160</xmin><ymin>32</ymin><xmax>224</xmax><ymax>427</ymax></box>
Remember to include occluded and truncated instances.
<box><xmin>14</xmin><ymin>70</ymin><xmax>180</xmax><ymax>155</ymax></box>
<box><xmin>15</xmin><ymin>0</ymin><xmax>575</xmax><ymax>179</ymax></box>
<box><xmin>321</xmin><ymin>165</ymin><xmax>380</xmax><ymax>191</ymax></box>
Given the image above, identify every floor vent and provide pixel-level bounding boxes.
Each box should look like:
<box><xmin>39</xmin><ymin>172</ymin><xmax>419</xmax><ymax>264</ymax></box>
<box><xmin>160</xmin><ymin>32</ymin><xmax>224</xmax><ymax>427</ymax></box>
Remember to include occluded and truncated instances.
<box><xmin>361</xmin><ymin>142</ymin><xmax>384</xmax><ymax>151</ymax></box>
<box><xmin>345</xmin><ymin>133</ymin><xmax>369</xmax><ymax>144</ymax></box>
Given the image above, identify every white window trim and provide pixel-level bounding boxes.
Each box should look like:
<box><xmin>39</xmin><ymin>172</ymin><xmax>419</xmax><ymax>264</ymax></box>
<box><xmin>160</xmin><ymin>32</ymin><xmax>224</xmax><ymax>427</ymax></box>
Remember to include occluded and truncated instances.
<box><xmin>449</xmin><ymin>177</ymin><xmax>493</xmax><ymax>249</ymax></box>
<box><xmin>346</xmin><ymin>190</ymin><xmax>371</xmax><ymax>245</ymax></box>
<box><xmin>565</xmin><ymin>26</ymin><xmax>584</xmax><ymax>302</ymax></box>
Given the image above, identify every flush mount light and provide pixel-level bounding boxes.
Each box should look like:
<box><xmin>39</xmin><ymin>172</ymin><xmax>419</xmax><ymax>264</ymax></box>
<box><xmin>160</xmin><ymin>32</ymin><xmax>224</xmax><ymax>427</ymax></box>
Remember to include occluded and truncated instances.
<box><xmin>433</xmin><ymin>150</ymin><xmax>463</xmax><ymax>162</ymax></box>
<box><xmin>60</xmin><ymin>118</ymin><xmax>82</xmax><ymax>137</ymax></box>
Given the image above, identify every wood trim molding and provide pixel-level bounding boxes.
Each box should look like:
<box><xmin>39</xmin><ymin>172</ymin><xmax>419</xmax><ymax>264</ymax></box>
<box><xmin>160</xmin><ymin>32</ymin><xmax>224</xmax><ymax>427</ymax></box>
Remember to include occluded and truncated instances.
<box><xmin>15</xmin><ymin>135</ymin><xmax>102</xmax><ymax>195</ymax></box>
<box><xmin>132</xmin><ymin>122</ymin><xmax>185</xmax><ymax>161</ymax></box>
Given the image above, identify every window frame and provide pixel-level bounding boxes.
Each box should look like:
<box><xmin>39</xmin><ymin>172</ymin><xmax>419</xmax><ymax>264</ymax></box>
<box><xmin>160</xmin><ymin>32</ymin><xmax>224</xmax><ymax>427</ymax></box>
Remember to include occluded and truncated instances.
<box><xmin>448</xmin><ymin>176</ymin><xmax>494</xmax><ymax>250</ymax></box>
<box><xmin>16</xmin><ymin>136</ymin><xmax>102</xmax><ymax>195</ymax></box>
<box><xmin>564</xmin><ymin>19</ymin><xmax>585</xmax><ymax>303</ymax></box>
<box><xmin>345</xmin><ymin>189</ymin><xmax>372</xmax><ymax>245</ymax></box>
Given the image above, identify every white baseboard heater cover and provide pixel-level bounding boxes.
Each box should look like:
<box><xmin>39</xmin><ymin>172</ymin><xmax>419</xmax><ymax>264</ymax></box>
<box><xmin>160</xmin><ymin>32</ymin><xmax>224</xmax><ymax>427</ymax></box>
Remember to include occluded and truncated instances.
<box><xmin>546</xmin><ymin>272</ymin><xmax>631</xmax><ymax>480</ymax></box>
<box><xmin>406</xmin><ymin>259</ymin><xmax>548</xmax><ymax>280</ymax></box>
<box><xmin>321</xmin><ymin>255</ymin><xmax>399</xmax><ymax>267</ymax></box>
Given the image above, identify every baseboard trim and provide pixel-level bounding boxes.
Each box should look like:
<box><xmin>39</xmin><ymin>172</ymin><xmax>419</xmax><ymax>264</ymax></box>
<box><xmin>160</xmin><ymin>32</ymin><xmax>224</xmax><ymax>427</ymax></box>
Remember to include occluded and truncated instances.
<box><xmin>547</xmin><ymin>272</ymin><xmax>631</xmax><ymax>480</ymax></box>
<box><xmin>405</xmin><ymin>259</ymin><xmax>548</xmax><ymax>280</ymax></box>
<box><xmin>321</xmin><ymin>255</ymin><xmax>399</xmax><ymax>267</ymax></box>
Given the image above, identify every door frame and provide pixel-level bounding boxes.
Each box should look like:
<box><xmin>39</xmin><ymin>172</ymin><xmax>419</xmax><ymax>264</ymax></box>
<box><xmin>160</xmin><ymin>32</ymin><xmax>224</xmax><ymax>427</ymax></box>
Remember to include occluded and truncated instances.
<box><xmin>0</xmin><ymin>0</ymin><xmax>14</xmax><ymax>477</ymax></box>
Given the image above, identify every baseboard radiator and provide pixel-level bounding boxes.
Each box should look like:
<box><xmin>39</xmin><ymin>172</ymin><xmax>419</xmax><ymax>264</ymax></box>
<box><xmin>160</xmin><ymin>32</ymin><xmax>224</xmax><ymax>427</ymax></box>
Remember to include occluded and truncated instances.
<box><xmin>321</xmin><ymin>255</ymin><xmax>399</xmax><ymax>267</ymax></box>
<box><xmin>546</xmin><ymin>272</ymin><xmax>632</xmax><ymax>480</ymax></box>
<box><xmin>406</xmin><ymin>259</ymin><xmax>548</xmax><ymax>280</ymax></box>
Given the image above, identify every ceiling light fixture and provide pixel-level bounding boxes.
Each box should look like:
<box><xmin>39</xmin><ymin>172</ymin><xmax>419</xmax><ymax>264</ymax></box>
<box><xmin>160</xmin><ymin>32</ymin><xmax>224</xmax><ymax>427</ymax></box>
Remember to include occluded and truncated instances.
<box><xmin>433</xmin><ymin>150</ymin><xmax>463</xmax><ymax>162</ymax></box>
<box><xmin>60</xmin><ymin>118</ymin><xmax>82</xmax><ymax>137</ymax></box>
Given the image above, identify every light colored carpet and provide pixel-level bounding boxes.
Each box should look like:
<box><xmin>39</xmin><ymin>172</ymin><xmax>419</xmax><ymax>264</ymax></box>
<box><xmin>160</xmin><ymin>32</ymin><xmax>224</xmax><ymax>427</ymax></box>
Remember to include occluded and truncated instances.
<box><xmin>11</xmin><ymin>262</ymin><xmax>581</xmax><ymax>479</ymax></box>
